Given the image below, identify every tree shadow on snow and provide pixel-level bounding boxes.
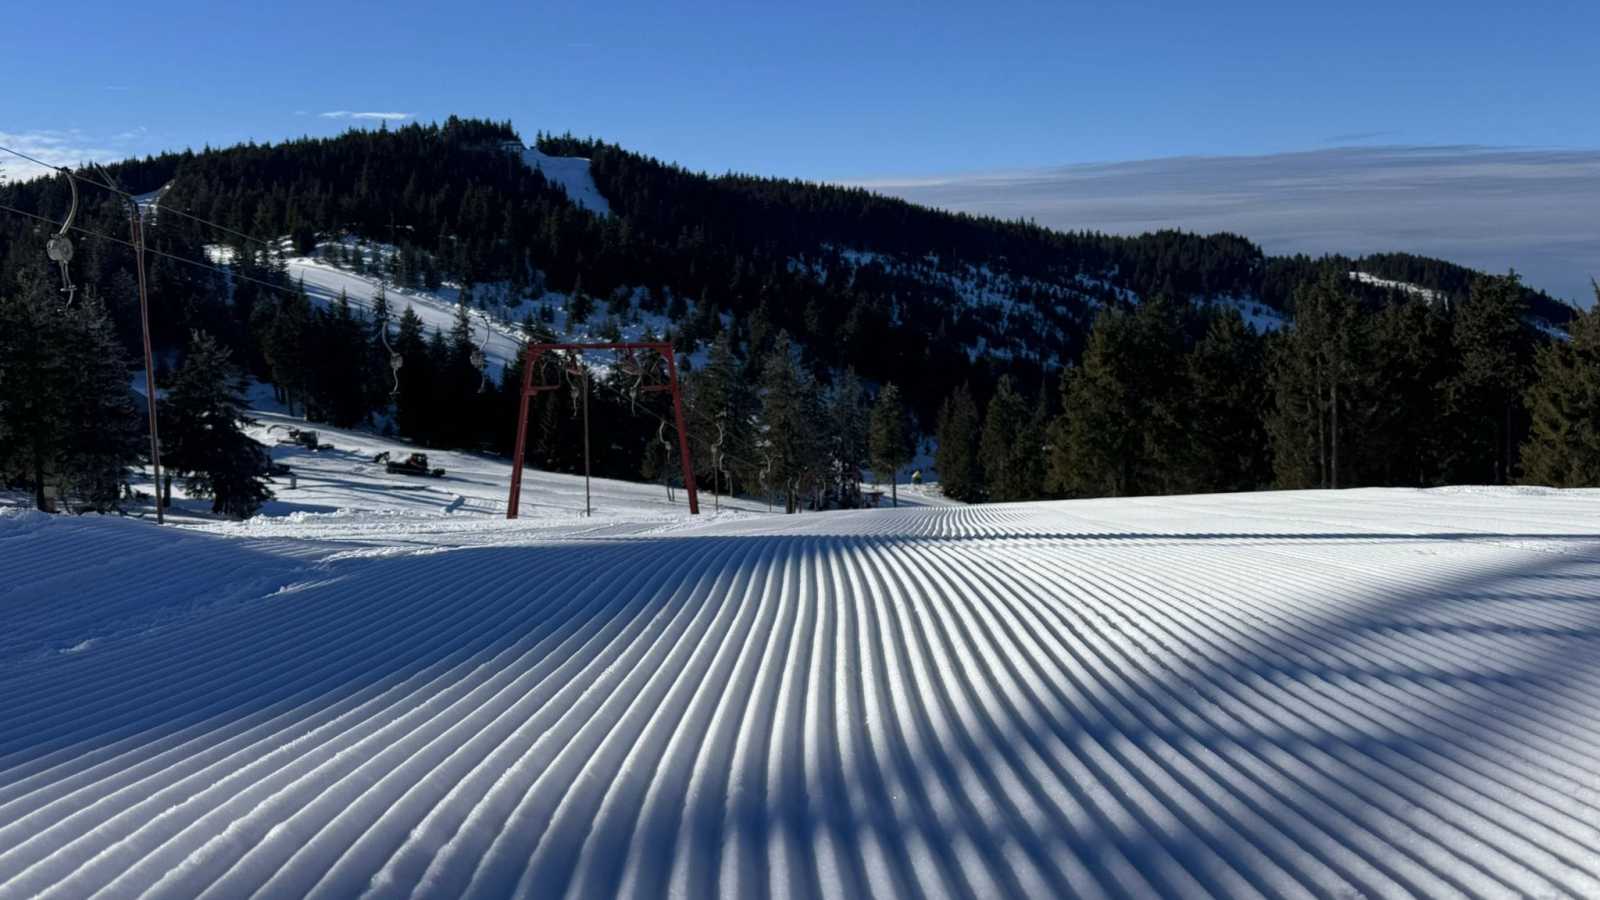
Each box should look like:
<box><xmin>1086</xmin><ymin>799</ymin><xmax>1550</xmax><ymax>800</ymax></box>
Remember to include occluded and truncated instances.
<box><xmin>0</xmin><ymin>526</ymin><xmax>1597</xmax><ymax>898</ymax></box>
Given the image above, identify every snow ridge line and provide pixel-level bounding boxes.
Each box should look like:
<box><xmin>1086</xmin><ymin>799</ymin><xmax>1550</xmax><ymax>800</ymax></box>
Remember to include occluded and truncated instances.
<box><xmin>3</xmin><ymin>497</ymin><xmax>1600</xmax><ymax>898</ymax></box>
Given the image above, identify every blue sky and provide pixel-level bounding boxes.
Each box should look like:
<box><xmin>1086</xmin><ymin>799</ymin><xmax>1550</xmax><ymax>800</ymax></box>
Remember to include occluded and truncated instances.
<box><xmin>3</xmin><ymin>0</ymin><xmax>1595</xmax><ymax>298</ymax></box>
<box><xmin>3</xmin><ymin>0</ymin><xmax>1594</xmax><ymax>179</ymax></box>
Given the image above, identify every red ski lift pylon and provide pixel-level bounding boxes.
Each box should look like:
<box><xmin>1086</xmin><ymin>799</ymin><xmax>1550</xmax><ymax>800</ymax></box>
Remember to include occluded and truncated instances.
<box><xmin>506</xmin><ymin>341</ymin><xmax>699</xmax><ymax>518</ymax></box>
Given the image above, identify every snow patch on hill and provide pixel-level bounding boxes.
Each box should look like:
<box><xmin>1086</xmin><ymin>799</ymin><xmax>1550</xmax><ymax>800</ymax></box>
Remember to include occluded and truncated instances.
<box><xmin>1201</xmin><ymin>295</ymin><xmax>1288</xmax><ymax>332</ymax></box>
<box><xmin>1349</xmin><ymin>270</ymin><xmax>1446</xmax><ymax>305</ymax></box>
<box><xmin>209</xmin><ymin>238</ymin><xmax>718</xmax><ymax>379</ymax></box>
<box><xmin>517</xmin><ymin>145</ymin><xmax>611</xmax><ymax>216</ymax></box>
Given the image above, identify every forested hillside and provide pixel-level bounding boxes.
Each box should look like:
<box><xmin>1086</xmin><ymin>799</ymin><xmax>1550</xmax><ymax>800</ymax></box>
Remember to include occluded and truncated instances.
<box><xmin>1</xmin><ymin>117</ymin><xmax>1591</xmax><ymax>515</ymax></box>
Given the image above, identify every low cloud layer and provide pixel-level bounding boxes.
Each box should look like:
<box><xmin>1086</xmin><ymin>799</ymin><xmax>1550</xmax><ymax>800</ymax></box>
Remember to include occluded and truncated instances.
<box><xmin>319</xmin><ymin>111</ymin><xmax>411</xmax><ymax>121</ymax></box>
<box><xmin>859</xmin><ymin>146</ymin><xmax>1599</xmax><ymax>304</ymax></box>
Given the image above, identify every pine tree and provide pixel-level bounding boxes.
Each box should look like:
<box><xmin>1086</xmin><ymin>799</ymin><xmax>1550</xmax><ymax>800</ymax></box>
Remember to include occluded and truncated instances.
<box><xmin>935</xmin><ymin>383</ymin><xmax>983</xmax><ymax>502</ymax></box>
<box><xmin>824</xmin><ymin>369</ymin><xmax>871</xmax><ymax>507</ymax></box>
<box><xmin>1364</xmin><ymin>298</ymin><xmax>1453</xmax><ymax>486</ymax></box>
<box><xmin>0</xmin><ymin>281</ymin><xmax>72</xmax><ymax>510</ymax></box>
<box><xmin>162</xmin><ymin>330</ymin><xmax>273</xmax><ymax>518</ymax></box>
<box><xmin>869</xmin><ymin>382</ymin><xmax>913</xmax><ymax>506</ymax></box>
<box><xmin>1520</xmin><ymin>284</ymin><xmax>1600</xmax><ymax>486</ymax></box>
<box><xmin>264</xmin><ymin>286</ymin><xmax>312</xmax><ymax>414</ymax></box>
<box><xmin>0</xmin><ymin>281</ymin><xmax>142</xmax><ymax>512</ymax></box>
<box><xmin>688</xmin><ymin>331</ymin><xmax>759</xmax><ymax>497</ymax></box>
<box><xmin>1050</xmin><ymin>300</ymin><xmax>1185</xmax><ymax>497</ymax></box>
<box><xmin>980</xmin><ymin>375</ymin><xmax>1031</xmax><ymax>501</ymax></box>
<box><xmin>1265</xmin><ymin>271</ymin><xmax>1364</xmax><ymax>489</ymax></box>
<box><xmin>1446</xmin><ymin>273</ymin><xmax>1536</xmax><ymax>484</ymax></box>
<box><xmin>1185</xmin><ymin>308</ymin><xmax>1269</xmax><ymax>492</ymax></box>
<box><xmin>758</xmin><ymin>331</ymin><xmax>824</xmax><ymax>512</ymax></box>
<box><xmin>369</xmin><ymin>285</ymin><xmax>397</xmax><ymax>412</ymax></box>
<box><xmin>393</xmin><ymin>308</ymin><xmax>432</xmax><ymax>439</ymax></box>
<box><xmin>58</xmin><ymin>296</ymin><xmax>145</xmax><ymax>511</ymax></box>
<box><xmin>567</xmin><ymin>285</ymin><xmax>594</xmax><ymax>328</ymax></box>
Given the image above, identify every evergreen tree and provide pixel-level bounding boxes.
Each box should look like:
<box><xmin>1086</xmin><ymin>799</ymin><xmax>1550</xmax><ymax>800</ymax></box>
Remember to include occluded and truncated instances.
<box><xmin>1446</xmin><ymin>273</ymin><xmax>1536</xmax><ymax>484</ymax></box>
<box><xmin>688</xmin><ymin>331</ymin><xmax>760</xmax><ymax>497</ymax></box>
<box><xmin>980</xmin><ymin>375</ymin><xmax>1033</xmax><ymax>501</ymax></box>
<box><xmin>1364</xmin><ymin>298</ymin><xmax>1454</xmax><ymax>486</ymax></box>
<box><xmin>369</xmin><ymin>284</ymin><xmax>397</xmax><ymax>412</ymax></box>
<box><xmin>1265</xmin><ymin>271</ymin><xmax>1364</xmax><ymax>489</ymax></box>
<box><xmin>825</xmin><ymin>369</ymin><xmax>871</xmax><ymax>507</ymax></box>
<box><xmin>1185</xmin><ymin>308</ymin><xmax>1269</xmax><ymax>492</ymax></box>
<box><xmin>0</xmin><ymin>281</ymin><xmax>142</xmax><ymax>512</ymax></box>
<box><xmin>758</xmin><ymin>331</ymin><xmax>824</xmax><ymax>512</ymax></box>
<box><xmin>162</xmin><ymin>330</ymin><xmax>273</xmax><ymax>518</ymax></box>
<box><xmin>567</xmin><ymin>286</ymin><xmax>594</xmax><ymax>328</ymax></box>
<box><xmin>1521</xmin><ymin>284</ymin><xmax>1600</xmax><ymax>486</ymax></box>
<box><xmin>0</xmin><ymin>282</ymin><xmax>72</xmax><ymax>511</ymax></box>
<box><xmin>264</xmin><ymin>286</ymin><xmax>312</xmax><ymax>414</ymax></box>
<box><xmin>58</xmin><ymin>296</ymin><xmax>145</xmax><ymax>511</ymax></box>
<box><xmin>304</xmin><ymin>289</ymin><xmax>371</xmax><ymax>427</ymax></box>
<box><xmin>392</xmin><ymin>307</ymin><xmax>432</xmax><ymax>439</ymax></box>
<box><xmin>1050</xmin><ymin>299</ymin><xmax>1185</xmax><ymax>497</ymax></box>
<box><xmin>935</xmin><ymin>383</ymin><xmax>983</xmax><ymax>502</ymax></box>
<box><xmin>869</xmin><ymin>382</ymin><xmax>913</xmax><ymax>506</ymax></box>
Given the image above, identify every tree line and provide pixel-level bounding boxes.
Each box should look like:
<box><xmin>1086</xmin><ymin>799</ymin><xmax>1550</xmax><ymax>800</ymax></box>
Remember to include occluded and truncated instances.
<box><xmin>0</xmin><ymin>273</ymin><xmax>272</xmax><ymax>517</ymax></box>
<box><xmin>7</xmin><ymin>118</ymin><xmax>1570</xmax><ymax>433</ymax></box>
<box><xmin>3</xmin><ymin>117</ymin><xmax>1594</xmax><ymax>517</ymax></box>
<box><xmin>934</xmin><ymin>273</ymin><xmax>1600</xmax><ymax>503</ymax></box>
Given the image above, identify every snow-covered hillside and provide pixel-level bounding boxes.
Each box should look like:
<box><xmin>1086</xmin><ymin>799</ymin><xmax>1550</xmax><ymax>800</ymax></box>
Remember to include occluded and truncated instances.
<box><xmin>4</xmin><ymin>479</ymin><xmax>1600</xmax><ymax>898</ymax></box>
<box><xmin>263</xmin><ymin>238</ymin><xmax>710</xmax><ymax>380</ymax></box>
<box><xmin>518</xmin><ymin>145</ymin><xmax>611</xmax><ymax>216</ymax></box>
<box><xmin>283</xmin><ymin>251</ymin><xmax>525</xmax><ymax>376</ymax></box>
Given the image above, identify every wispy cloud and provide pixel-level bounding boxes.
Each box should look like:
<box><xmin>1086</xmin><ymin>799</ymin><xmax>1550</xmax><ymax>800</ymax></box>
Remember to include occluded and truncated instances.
<box><xmin>0</xmin><ymin>129</ymin><xmax>122</xmax><ymax>183</ymax></box>
<box><xmin>1322</xmin><ymin>130</ymin><xmax>1396</xmax><ymax>144</ymax></box>
<box><xmin>855</xmin><ymin>145</ymin><xmax>1600</xmax><ymax>303</ymax></box>
<box><xmin>319</xmin><ymin>110</ymin><xmax>412</xmax><ymax>121</ymax></box>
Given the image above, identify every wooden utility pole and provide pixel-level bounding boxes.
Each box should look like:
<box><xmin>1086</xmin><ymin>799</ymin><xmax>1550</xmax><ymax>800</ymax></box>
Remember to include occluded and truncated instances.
<box><xmin>129</xmin><ymin>200</ymin><xmax>165</xmax><ymax>524</ymax></box>
<box><xmin>581</xmin><ymin>365</ymin><xmax>591</xmax><ymax>517</ymax></box>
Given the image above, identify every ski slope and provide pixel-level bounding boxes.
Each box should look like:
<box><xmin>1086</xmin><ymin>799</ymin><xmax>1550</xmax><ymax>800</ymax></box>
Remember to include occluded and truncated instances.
<box><xmin>4</xmin><ymin>485</ymin><xmax>1600</xmax><ymax>898</ymax></box>
<box><xmin>282</xmin><ymin>254</ymin><xmax>527</xmax><ymax>377</ymax></box>
<box><xmin>519</xmin><ymin>146</ymin><xmax>611</xmax><ymax>216</ymax></box>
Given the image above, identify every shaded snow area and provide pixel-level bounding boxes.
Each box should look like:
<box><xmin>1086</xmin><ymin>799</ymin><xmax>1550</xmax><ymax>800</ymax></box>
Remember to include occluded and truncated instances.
<box><xmin>5</xmin><ymin>486</ymin><xmax>1600</xmax><ymax>898</ymax></box>
<box><xmin>1200</xmin><ymin>295</ymin><xmax>1288</xmax><ymax>333</ymax></box>
<box><xmin>789</xmin><ymin>246</ymin><xmax>1109</xmax><ymax>368</ymax></box>
<box><xmin>518</xmin><ymin>146</ymin><xmax>611</xmax><ymax>216</ymax></box>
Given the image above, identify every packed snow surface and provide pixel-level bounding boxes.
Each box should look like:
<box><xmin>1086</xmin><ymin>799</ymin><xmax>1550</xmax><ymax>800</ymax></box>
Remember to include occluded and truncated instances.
<box><xmin>5</xmin><ymin>485</ymin><xmax>1600</xmax><ymax>898</ymax></box>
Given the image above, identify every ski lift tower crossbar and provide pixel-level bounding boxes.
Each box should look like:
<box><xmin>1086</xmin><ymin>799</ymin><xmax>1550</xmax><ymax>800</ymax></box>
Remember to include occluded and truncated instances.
<box><xmin>506</xmin><ymin>341</ymin><xmax>700</xmax><ymax>518</ymax></box>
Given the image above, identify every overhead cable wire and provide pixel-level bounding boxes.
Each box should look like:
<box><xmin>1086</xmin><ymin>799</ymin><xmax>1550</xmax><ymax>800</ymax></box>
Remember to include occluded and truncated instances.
<box><xmin>0</xmin><ymin>143</ymin><xmax>278</xmax><ymax>249</ymax></box>
<box><xmin>0</xmin><ymin>201</ymin><xmax>307</xmax><ymax>299</ymax></box>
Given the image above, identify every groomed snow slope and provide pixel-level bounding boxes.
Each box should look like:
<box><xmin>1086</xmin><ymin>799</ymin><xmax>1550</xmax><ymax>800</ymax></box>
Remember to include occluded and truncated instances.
<box><xmin>4</xmin><ymin>488</ymin><xmax>1600</xmax><ymax>898</ymax></box>
<box><xmin>519</xmin><ymin>147</ymin><xmax>611</xmax><ymax>216</ymax></box>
